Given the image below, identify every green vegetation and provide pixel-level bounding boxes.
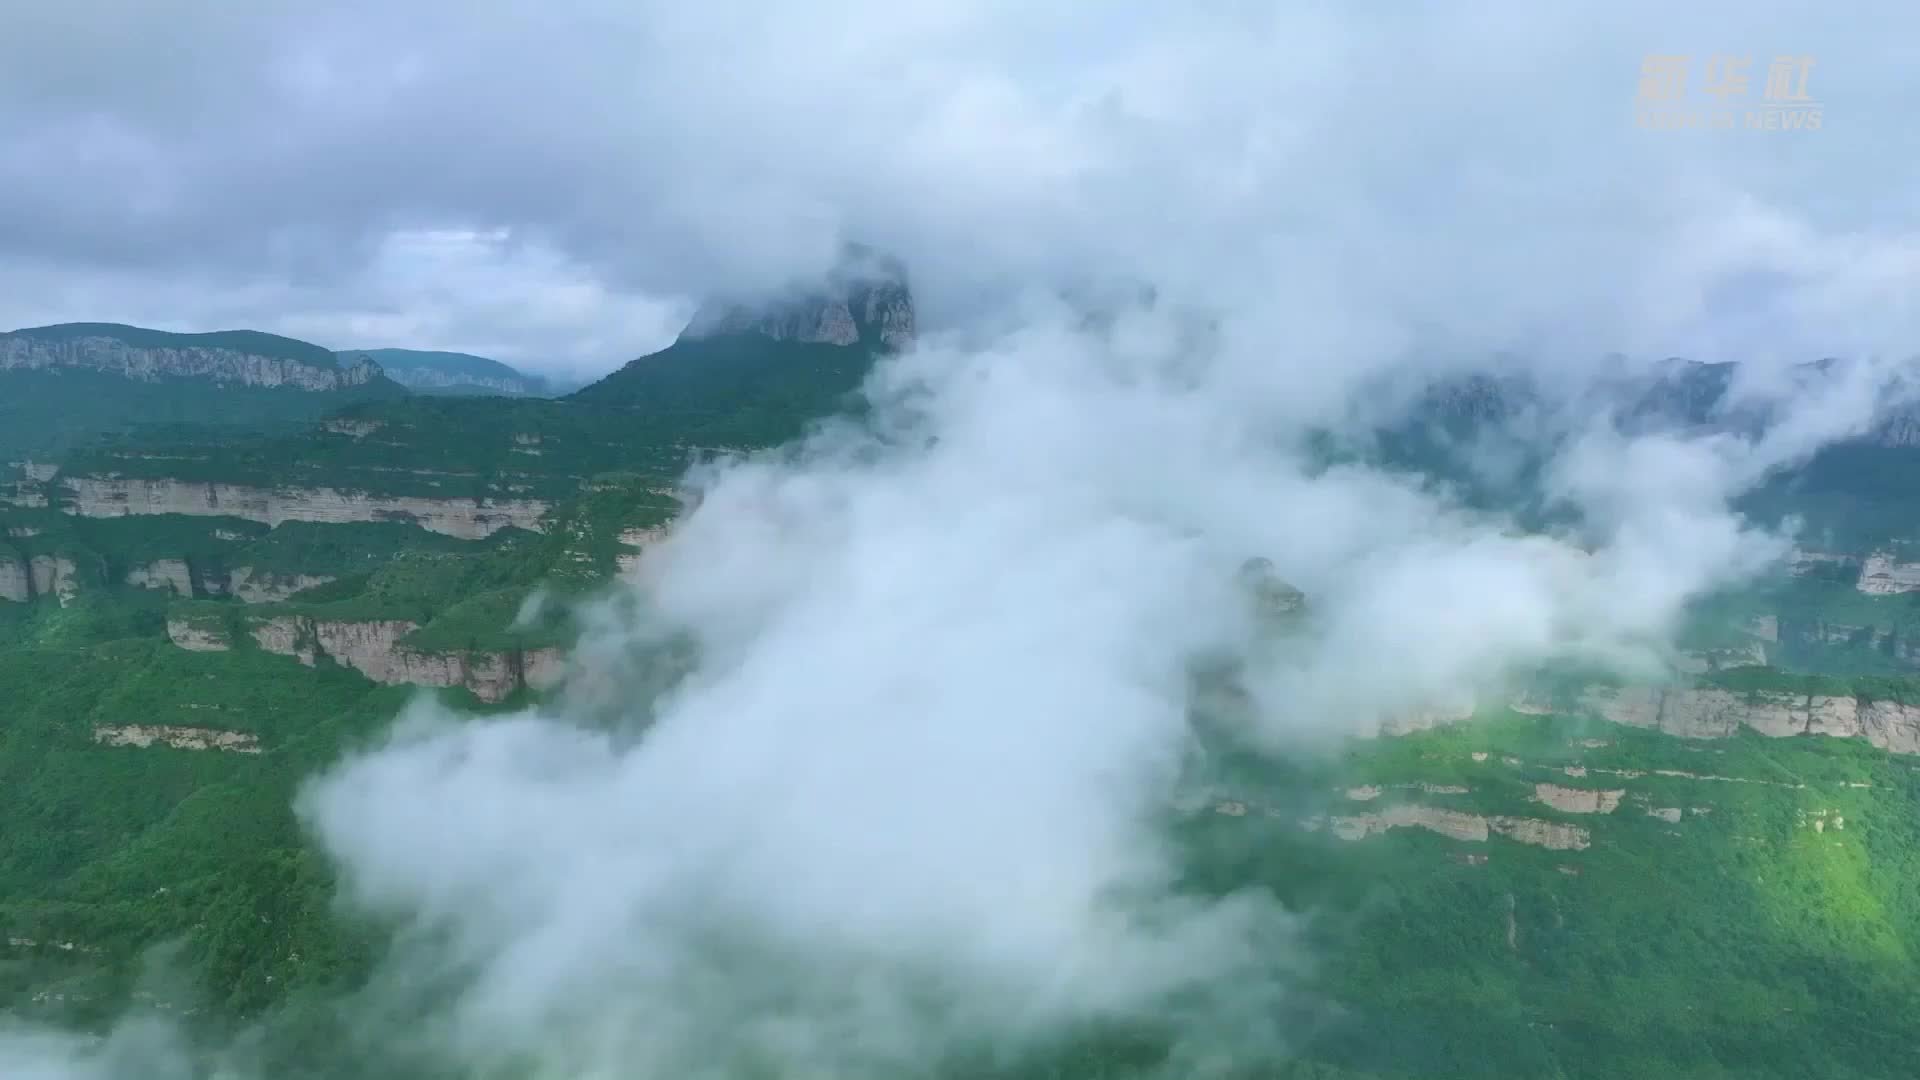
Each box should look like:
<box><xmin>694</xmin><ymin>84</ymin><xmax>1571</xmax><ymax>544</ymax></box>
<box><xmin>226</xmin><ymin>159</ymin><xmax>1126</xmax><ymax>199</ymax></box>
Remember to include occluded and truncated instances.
<box><xmin>0</xmin><ymin>601</ymin><xmax>409</xmax><ymax>1029</ymax></box>
<box><xmin>11</xmin><ymin>333</ymin><xmax>1920</xmax><ymax>1075</ymax></box>
<box><xmin>53</xmin><ymin>397</ymin><xmax>686</xmax><ymax>501</ymax></box>
<box><xmin>1740</xmin><ymin>444</ymin><xmax>1920</xmax><ymax>553</ymax></box>
<box><xmin>11</xmin><ymin>580</ymin><xmax>1920</xmax><ymax>1078</ymax></box>
<box><xmin>1162</xmin><ymin>710</ymin><xmax>1920</xmax><ymax>1080</ymax></box>
<box><xmin>0</xmin><ymin>372</ymin><xmax>405</xmax><ymax>460</ymax></box>
<box><xmin>571</xmin><ymin>333</ymin><xmax>881</xmax><ymax>447</ymax></box>
<box><xmin>1688</xmin><ymin>573</ymin><xmax>1920</xmax><ymax>676</ymax></box>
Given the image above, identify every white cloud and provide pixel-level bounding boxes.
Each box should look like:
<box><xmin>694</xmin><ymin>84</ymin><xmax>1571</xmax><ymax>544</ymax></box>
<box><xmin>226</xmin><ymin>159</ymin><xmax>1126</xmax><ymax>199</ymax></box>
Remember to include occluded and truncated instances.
<box><xmin>0</xmin><ymin>1</ymin><xmax>1916</xmax><ymax>374</ymax></box>
<box><xmin>298</xmin><ymin>312</ymin><xmax>1909</xmax><ymax>1075</ymax></box>
<box><xmin>5</xmin><ymin>3</ymin><xmax>1920</xmax><ymax>1075</ymax></box>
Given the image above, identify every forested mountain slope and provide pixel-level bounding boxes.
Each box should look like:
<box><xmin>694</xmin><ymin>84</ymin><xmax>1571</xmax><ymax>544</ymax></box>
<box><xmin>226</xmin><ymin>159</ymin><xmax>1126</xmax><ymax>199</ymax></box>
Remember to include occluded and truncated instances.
<box><xmin>9</xmin><ymin>279</ymin><xmax>1920</xmax><ymax>1077</ymax></box>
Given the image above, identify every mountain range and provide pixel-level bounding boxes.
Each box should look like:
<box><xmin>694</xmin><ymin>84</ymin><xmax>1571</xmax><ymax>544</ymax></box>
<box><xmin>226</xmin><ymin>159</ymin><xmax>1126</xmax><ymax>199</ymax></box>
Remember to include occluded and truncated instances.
<box><xmin>333</xmin><ymin>348</ymin><xmax>547</xmax><ymax>397</ymax></box>
<box><xmin>6</xmin><ymin>261</ymin><xmax>1920</xmax><ymax>1078</ymax></box>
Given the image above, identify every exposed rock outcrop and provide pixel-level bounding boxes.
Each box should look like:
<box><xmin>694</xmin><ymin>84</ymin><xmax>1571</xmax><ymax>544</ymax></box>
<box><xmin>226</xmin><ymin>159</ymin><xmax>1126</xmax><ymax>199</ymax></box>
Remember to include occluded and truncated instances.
<box><xmin>342</xmin><ymin>350</ymin><xmax>542</xmax><ymax>396</ymax></box>
<box><xmin>93</xmin><ymin>725</ymin><xmax>259</xmax><ymax>753</ymax></box>
<box><xmin>1857</xmin><ymin>552</ymin><xmax>1920</xmax><ymax>595</ymax></box>
<box><xmin>680</xmin><ymin>247</ymin><xmax>916</xmax><ymax>350</ymax></box>
<box><xmin>125</xmin><ymin>559</ymin><xmax>193</xmax><ymax>598</ymax></box>
<box><xmin>614</xmin><ymin>524</ymin><xmax>672</xmax><ymax>581</ymax></box>
<box><xmin>1488</xmin><ymin>816</ymin><xmax>1592</xmax><ymax>851</ymax></box>
<box><xmin>1237</xmin><ymin>557</ymin><xmax>1307</xmax><ymax>621</ymax></box>
<box><xmin>1329</xmin><ymin>805</ymin><xmax>1490</xmax><ymax>842</ymax></box>
<box><xmin>0</xmin><ymin>551</ymin><xmax>87</xmax><ymax>604</ymax></box>
<box><xmin>1</xmin><ymin>327</ymin><xmax>381</xmax><ymax>389</ymax></box>
<box><xmin>166</xmin><ymin>618</ymin><xmax>231</xmax><ymax>652</ymax></box>
<box><xmin>243</xmin><ymin>615</ymin><xmax>564</xmax><ymax>703</ymax></box>
<box><xmin>1789</xmin><ymin>547</ymin><xmax>1850</xmax><ymax>574</ymax></box>
<box><xmin>28</xmin><ymin>556</ymin><xmax>79</xmax><ymax>606</ymax></box>
<box><xmin>1574</xmin><ymin>685</ymin><xmax>1920</xmax><ymax>755</ymax></box>
<box><xmin>61</xmin><ymin>476</ymin><xmax>547</xmax><ymax>539</ymax></box>
<box><xmin>1773</xmin><ymin>617</ymin><xmax>1920</xmax><ymax>667</ymax></box>
<box><xmin>1</xmin><ymin>483</ymin><xmax>47</xmax><ymax>508</ymax></box>
<box><xmin>1677</xmin><ymin>639</ymin><xmax>1768</xmax><ymax>674</ymax></box>
<box><xmin>1312</xmin><ymin>804</ymin><xmax>1590</xmax><ymax>851</ymax></box>
<box><xmin>226</xmin><ymin>567</ymin><xmax>334</xmax><ymax>603</ymax></box>
<box><xmin>1533</xmin><ymin>783</ymin><xmax>1624</xmax><ymax>814</ymax></box>
<box><xmin>378</xmin><ymin>367</ymin><xmax>535</xmax><ymax>396</ymax></box>
<box><xmin>1373</xmin><ymin>699</ymin><xmax>1478</xmax><ymax>736</ymax></box>
<box><xmin>0</xmin><ymin>552</ymin><xmax>26</xmax><ymax>602</ymax></box>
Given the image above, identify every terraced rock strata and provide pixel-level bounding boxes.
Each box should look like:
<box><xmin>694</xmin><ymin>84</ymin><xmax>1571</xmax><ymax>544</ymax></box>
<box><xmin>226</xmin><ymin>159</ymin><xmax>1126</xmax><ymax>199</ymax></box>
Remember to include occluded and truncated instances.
<box><xmin>60</xmin><ymin>475</ymin><xmax>548</xmax><ymax>539</ymax></box>
<box><xmin>93</xmin><ymin>725</ymin><xmax>260</xmax><ymax>753</ymax></box>
<box><xmin>1577</xmin><ymin>685</ymin><xmax>1920</xmax><ymax>755</ymax></box>
<box><xmin>242</xmin><ymin>615</ymin><xmax>565</xmax><ymax>702</ymax></box>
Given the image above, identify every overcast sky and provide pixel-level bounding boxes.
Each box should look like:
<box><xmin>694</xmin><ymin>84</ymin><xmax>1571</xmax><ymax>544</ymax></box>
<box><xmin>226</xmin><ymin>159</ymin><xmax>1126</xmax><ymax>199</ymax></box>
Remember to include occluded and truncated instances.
<box><xmin>1</xmin><ymin>1</ymin><xmax>1915</xmax><ymax>380</ymax></box>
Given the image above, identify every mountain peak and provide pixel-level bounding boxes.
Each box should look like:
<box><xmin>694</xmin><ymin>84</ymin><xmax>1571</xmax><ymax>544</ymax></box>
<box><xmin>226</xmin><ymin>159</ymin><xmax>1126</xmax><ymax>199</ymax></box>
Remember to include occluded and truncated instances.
<box><xmin>339</xmin><ymin>348</ymin><xmax>544</xmax><ymax>396</ymax></box>
<box><xmin>679</xmin><ymin>246</ymin><xmax>916</xmax><ymax>351</ymax></box>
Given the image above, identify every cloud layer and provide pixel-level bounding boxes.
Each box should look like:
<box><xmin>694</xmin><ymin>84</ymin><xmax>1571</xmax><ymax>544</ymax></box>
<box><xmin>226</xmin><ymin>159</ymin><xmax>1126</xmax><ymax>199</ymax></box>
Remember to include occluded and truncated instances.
<box><xmin>4</xmin><ymin>3</ymin><xmax>1920</xmax><ymax>1076</ymax></box>
<box><xmin>293</xmin><ymin>331</ymin><xmax>1911</xmax><ymax>1077</ymax></box>
<box><xmin>2</xmin><ymin>1</ymin><xmax>1917</xmax><ymax>373</ymax></box>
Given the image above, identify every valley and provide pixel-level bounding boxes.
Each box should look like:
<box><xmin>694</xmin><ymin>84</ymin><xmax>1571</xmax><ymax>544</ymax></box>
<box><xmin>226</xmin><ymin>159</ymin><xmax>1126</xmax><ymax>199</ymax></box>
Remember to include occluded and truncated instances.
<box><xmin>7</xmin><ymin>8</ymin><xmax>1912</xmax><ymax>1077</ymax></box>
<box><xmin>6</xmin><ymin>279</ymin><xmax>1920</xmax><ymax>1078</ymax></box>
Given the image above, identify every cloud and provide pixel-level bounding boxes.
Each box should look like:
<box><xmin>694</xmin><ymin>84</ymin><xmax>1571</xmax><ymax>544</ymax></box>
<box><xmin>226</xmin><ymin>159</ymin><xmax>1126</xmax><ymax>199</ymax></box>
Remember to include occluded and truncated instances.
<box><xmin>2</xmin><ymin>0</ymin><xmax>1917</xmax><ymax>373</ymax></box>
<box><xmin>296</xmin><ymin>318</ymin><xmax>1910</xmax><ymax>1076</ymax></box>
<box><xmin>6</xmin><ymin>3</ymin><xmax>1920</xmax><ymax>1075</ymax></box>
<box><xmin>0</xmin><ymin>1018</ymin><xmax>194</xmax><ymax>1080</ymax></box>
<box><xmin>302</xmin><ymin>327</ymin><xmax>1314</xmax><ymax>1075</ymax></box>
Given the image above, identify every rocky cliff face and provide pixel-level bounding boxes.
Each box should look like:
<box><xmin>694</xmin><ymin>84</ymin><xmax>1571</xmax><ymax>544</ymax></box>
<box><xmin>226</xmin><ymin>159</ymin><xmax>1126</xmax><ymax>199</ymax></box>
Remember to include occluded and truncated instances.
<box><xmin>1675</xmin><ymin>639</ymin><xmax>1769</xmax><ymax>674</ymax></box>
<box><xmin>613</xmin><ymin>524</ymin><xmax>672</xmax><ymax>582</ymax></box>
<box><xmin>102</xmin><ymin>561</ymin><xmax>334</xmax><ymax>603</ymax></box>
<box><xmin>239</xmin><ymin>615</ymin><xmax>564</xmax><ymax>703</ymax></box>
<box><xmin>1398</xmin><ymin>359</ymin><xmax>1920</xmax><ymax>456</ymax></box>
<box><xmin>1871</xmin><ymin>404</ymin><xmax>1920</xmax><ymax>447</ymax></box>
<box><xmin>680</xmin><ymin>249</ymin><xmax>916</xmax><ymax>350</ymax></box>
<box><xmin>0</xmin><ymin>552</ymin><xmax>84</xmax><ymax>604</ymax></box>
<box><xmin>125</xmin><ymin>559</ymin><xmax>194</xmax><ymax>598</ymax></box>
<box><xmin>61</xmin><ymin>475</ymin><xmax>547</xmax><ymax>539</ymax></box>
<box><xmin>94</xmin><ymin>725</ymin><xmax>260</xmax><ymax>753</ymax></box>
<box><xmin>224</xmin><ymin>567</ymin><xmax>336</xmax><ymax>603</ymax></box>
<box><xmin>380</xmin><ymin>366</ymin><xmax>537</xmax><ymax>395</ymax></box>
<box><xmin>1785</xmin><ymin>618</ymin><xmax>1920</xmax><ymax>666</ymax></box>
<box><xmin>1305</xmin><ymin>804</ymin><xmax>1591</xmax><ymax>851</ymax></box>
<box><xmin>1575</xmin><ymin>685</ymin><xmax>1920</xmax><ymax>755</ymax></box>
<box><xmin>30</xmin><ymin>556</ymin><xmax>79</xmax><ymax>606</ymax></box>
<box><xmin>1</xmin><ymin>471</ymin><xmax>48</xmax><ymax>508</ymax></box>
<box><xmin>0</xmin><ymin>552</ymin><xmax>27</xmax><ymax>602</ymax></box>
<box><xmin>1376</xmin><ymin>679</ymin><xmax>1920</xmax><ymax>758</ymax></box>
<box><xmin>1</xmin><ymin>331</ymin><xmax>382</xmax><ymax>390</ymax></box>
<box><xmin>1856</xmin><ymin>552</ymin><xmax>1920</xmax><ymax>595</ymax></box>
<box><xmin>166</xmin><ymin>618</ymin><xmax>231</xmax><ymax>652</ymax></box>
<box><xmin>1533</xmin><ymin>783</ymin><xmax>1624</xmax><ymax>814</ymax></box>
<box><xmin>4</xmin><ymin>555</ymin><xmax>84</xmax><ymax>606</ymax></box>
